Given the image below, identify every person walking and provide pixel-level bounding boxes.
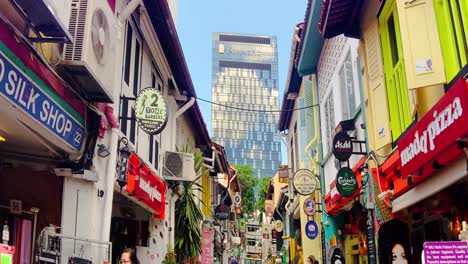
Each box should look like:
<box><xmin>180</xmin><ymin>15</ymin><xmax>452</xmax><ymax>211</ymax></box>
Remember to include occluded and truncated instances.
<box><xmin>120</xmin><ymin>248</ymin><xmax>140</xmax><ymax>264</ymax></box>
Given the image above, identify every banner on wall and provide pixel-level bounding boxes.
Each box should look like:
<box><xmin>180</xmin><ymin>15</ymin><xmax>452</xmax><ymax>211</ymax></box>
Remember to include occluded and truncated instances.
<box><xmin>200</xmin><ymin>229</ymin><xmax>213</xmax><ymax>264</ymax></box>
<box><xmin>378</xmin><ymin>219</ymin><xmax>412</xmax><ymax>264</ymax></box>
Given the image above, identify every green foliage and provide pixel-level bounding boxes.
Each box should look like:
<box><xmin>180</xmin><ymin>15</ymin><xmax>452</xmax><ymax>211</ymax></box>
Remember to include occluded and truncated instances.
<box><xmin>162</xmin><ymin>245</ymin><xmax>177</xmax><ymax>264</ymax></box>
<box><xmin>233</xmin><ymin>164</ymin><xmax>258</xmax><ymax>216</ymax></box>
<box><xmin>174</xmin><ymin>145</ymin><xmax>204</xmax><ymax>263</ymax></box>
<box><xmin>256</xmin><ymin>177</ymin><xmax>272</xmax><ymax>212</ymax></box>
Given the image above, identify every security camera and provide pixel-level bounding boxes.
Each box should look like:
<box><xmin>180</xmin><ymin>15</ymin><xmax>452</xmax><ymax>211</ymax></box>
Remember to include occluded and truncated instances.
<box><xmin>377</xmin><ymin>190</ymin><xmax>394</xmax><ymax>201</ymax></box>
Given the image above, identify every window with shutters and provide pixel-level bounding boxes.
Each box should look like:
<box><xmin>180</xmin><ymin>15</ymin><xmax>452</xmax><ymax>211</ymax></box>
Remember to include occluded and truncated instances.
<box><xmin>148</xmin><ymin>62</ymin><xmax>162</xmax><ymax>169</ymax></box>
<box><xmin>379</xmin><ymin>0</ymin><xmax>412</xmax><ymax>141</ymax></box>
<box><xmin>339</xmin><ymin>52</ymin><xmax>357</xmax><ymax>120</ymax></box>
<box><xmin>434</xmin><ymin>0</ymin><xmax>468</xmax><ymax>82</ymax></box>
<box><xmin>120</xmin><ymin>19</ymin><xmax>142</xmax><ymax>145</ymax></box>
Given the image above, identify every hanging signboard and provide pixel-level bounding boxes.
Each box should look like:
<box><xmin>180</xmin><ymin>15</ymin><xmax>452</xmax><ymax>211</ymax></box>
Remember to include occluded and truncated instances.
<box><xmin>214</xmin><ymin>204</ymin><xmax>230</xmax><ymax>220</ymax></box>
<box><xmin>234</xmin><ymin>192</ymin><xmax>241</xmax><ymax>207</ymax></box>
<box><xmin>293</xmin><ymin>169</ymin><xmax>317</xmax><ymax>195</ymax></box>
<box><xmin>274</xmin><ymin>220</ymin><xmax>283</xmax><ymax>232</ymax></box>
<box><xmin>336</xmin><ymin>167</ymin><xmax>357</xmax><ymax>197</ymax></box>
<box><xmin>278</xmin><ymin>166</ymin><xmax>289</xmax><ymax>183</ymax></box>
<box><xmin>238</xmin><ymin>218</ymin><xmax>247</xmax><ymax>233</ymax></box>
<box><xmin>303</xmin><ymin>198</ymin><xmax>316</xmax><ymax>216</ymax></box>
<box><xmin>366</xmin><ymin>211</ymin><xmax>377</xmax><ymax>264</ymax></box>
<box><xmin>135</xmin><ymin>87</ymin><xmax>168</xmax><ymax>135</ymax></box>
<box><xmin>305</xmin><ymin>220</ymin><xmax>319</xmax><ymax>240</ymax></box>
<box><xmin>265</xmin><ymin>200</ymin><xmax>274</xmax><ymax>217</ymax></box>
<box><xmin>200</xmin><ymin>229</ymin><xmax>213</xmax><ymax>264</ymax></box>
<box><xmin>332</xmin><ymin>132</ymin><xmax>353</xmax><ymax>161</ymax></box>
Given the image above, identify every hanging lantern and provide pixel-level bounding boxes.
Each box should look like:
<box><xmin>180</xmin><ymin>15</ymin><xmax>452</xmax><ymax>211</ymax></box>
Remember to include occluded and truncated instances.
<box><xmin>117</xmin><ymin>138</ymin><xmax>131</xmax><ymax>188</ymax></box>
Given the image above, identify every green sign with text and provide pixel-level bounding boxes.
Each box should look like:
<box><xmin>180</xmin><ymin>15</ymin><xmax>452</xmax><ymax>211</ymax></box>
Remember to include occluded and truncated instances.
<box><xmin>336</xmin><ymin>167</ymin><xmax>357</xmax><ymax>197</ymax></box>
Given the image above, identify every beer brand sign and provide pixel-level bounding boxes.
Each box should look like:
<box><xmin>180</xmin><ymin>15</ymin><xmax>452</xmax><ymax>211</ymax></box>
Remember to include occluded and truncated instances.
<box><xmin>332</xmin><ymin>132</ymin><xmax>353</xmax><ymax>161</ymax></box>
<box><xmin>398</xmin><ymin>78</ymin><xmax>468</xmax><ymax>176</ymax></box>
<box><xmin>336</xmin><ymin>167</ymin><xmax>357</xmax><ymax>197</ymax></box>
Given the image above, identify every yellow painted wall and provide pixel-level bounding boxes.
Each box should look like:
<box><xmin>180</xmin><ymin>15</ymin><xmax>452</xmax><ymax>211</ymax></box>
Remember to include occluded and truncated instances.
<box><xmin>299</xmin><ymin>194</ymin><xmax>322</xmax><ymax>263</ymax></box>
<box><xmin>201</xmin><ymin>167</ymin><xmax>212</xmax><ymax>217</ymax></box>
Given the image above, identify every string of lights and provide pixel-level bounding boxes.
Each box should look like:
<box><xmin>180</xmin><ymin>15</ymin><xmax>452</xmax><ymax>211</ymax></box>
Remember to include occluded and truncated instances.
<box><xmin>194</xmin><ymin>96</ymin><xmax>319</xmax><ymax>113</ymax></box>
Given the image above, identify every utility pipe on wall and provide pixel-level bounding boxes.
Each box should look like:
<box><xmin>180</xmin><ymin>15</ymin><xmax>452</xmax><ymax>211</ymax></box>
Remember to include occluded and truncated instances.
<box><xmin>100</xmin><ymin>127</ymin><xmax>120</xmax><ymax>241</ymax></box>
<box><xmin>119</xmin><ymin>0</ymin><xmax>142</xmax><ymax>23</ymax></box>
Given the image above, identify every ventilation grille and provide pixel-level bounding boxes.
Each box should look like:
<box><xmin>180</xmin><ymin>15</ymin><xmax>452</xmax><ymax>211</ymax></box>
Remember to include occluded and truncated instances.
<box><xmin>65</xmin><ymin>0</ymin><xmax>88</xmax><ymax>61</ymax></box>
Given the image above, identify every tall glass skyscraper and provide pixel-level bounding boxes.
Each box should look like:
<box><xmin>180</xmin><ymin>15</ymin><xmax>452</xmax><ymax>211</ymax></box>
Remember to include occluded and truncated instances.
<box><xmin>212</xmin><ymin>33</ymin><xmax>281</xmax><ymax>178</ymax></box>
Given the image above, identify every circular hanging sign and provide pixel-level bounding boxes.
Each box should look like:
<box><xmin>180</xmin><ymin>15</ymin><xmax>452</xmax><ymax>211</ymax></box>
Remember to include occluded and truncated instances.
<box><xmin>234</xmin><ymin>192</ymin><xmax>241</xmax><ymax>206</ymax></box>
<box><xmin>274</xmin><ymin>220</ymin><xmax>283</xmax><ymax>232</ymax></box>
<box><xmin>332</xmin><ymin>131</ymin><xmax>353</xmax><ymax>161</ymax></box>
<box><xmin>305</xmin><ymin>220</ymin><xmax>319</xmax><ymax>239</ymax></box>
<box><xmin>303</xmin><ymin>198</ymin><xmax>316</xmax><ymax>216</ymax></box>
<box><xmin>293</xmin><ymin>169</ymin><xmax>317</xmax><ymax>195</ymax></box>
<box><xmin>135</xmin><ymin>87</ymin><xmax>168</xmax><ymax>135</ymax></box>
<box><xmin>336</xmin><ymin>167</ymin><xmax>358</xmax><ymax>197</ymax></box>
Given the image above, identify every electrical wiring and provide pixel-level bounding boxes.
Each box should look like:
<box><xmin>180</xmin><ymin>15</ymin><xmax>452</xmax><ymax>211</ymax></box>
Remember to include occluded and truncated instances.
<box><xmin>195</xmin><ymin>96</ymin><xmax>319</xmax><ymax>113</ymax></box>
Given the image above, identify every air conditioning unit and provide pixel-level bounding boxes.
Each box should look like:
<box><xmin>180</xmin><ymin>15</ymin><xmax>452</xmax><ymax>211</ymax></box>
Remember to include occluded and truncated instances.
<box><xmin>56</xmin><ymin>0</ymin><xmax>115</xmax><ymax>103</ymax></box>
<box><xmin>163</xmin><ymin>151</ymin><xmax>195</xmax><ymax>181</ymax></box>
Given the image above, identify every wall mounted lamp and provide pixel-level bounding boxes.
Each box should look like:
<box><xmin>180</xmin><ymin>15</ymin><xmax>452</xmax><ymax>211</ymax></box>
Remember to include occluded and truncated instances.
<box><xmin>97</xmin><ymin>144</ymin><xmax>111</xmax><ymax>158</ymax></box>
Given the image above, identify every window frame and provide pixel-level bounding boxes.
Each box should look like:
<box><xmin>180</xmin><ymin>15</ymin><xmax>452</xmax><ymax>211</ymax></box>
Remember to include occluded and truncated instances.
<box><xmin>378</xmin><ymin>0</ymin><xmax>412</xmax><ymax>141</ymax></box>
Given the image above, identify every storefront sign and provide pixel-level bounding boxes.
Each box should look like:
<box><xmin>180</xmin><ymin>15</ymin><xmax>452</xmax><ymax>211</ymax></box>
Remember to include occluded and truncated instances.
<box><xmin>332</xmin><ymin>132</ymin><xmax>353</xmax><ymax>161</ymax></box>
<box><xmin>0</xmin><ymin>50</ymin><xmax>84</xmax><ymax>151</ymax></box>
<box><xmin>234</xmin><ymin>192</ymin><xmax>241</xmax><ymax>207</ymax></box>
<box><xmin>424</xmin><ymin>241</ymin><xmax>468</xmax><ymax>263</ymax></box>
<box><xmin>135</xmin><ymin>87</ymin><xmax>168</xmax><ymax>135</ymax></box>
<box><xmin>201</xmin><ymin>229</ymin><xmax>213</xmax><ymax>264</ymax></box>
<box><xmin>274</xmin><ymin>220</ymin><xmax>283</xmax><ymax>232</ymax></box>
<box><xmin>398</xmin><ymin>78</ymin><xmax>468</xmax><ymax>176</ymax></box>
<box><xmin>278</xmin><ymin>167</ymin><xmax>289</xmax><ymax>183</ymax></box>
<box><xmin>214</xmin><ymin>204</ymin><xmax>230</xmax><ymax>220</ymax></box>
<box><xmin>366</xmin><ymin>211</ymin><xmax>377</xmax><ymax>264</ymax></box>
<box><xmin>305</xmin><ymin>220</ymin><xmax>318</xmax><ymax>239</ymax></box>
<box><xmin>303</xmin><ymin>198</ymin><xmax>316</xmax><ymax>216</ymax></box>
<box><xmin>293</xmin><ymin>169</ymin><xmax>317</xmax><ymax>195</ymax></box>
<box><xmin>265</xmin><ymin>199</ymin><xmax>274</xmax><ymax>217</ymax></box>
<box><xmin>125</xmin><ymin>153</ymin><xmax>166</xmax><ymax>218</ymax></box>
<box><xmin>238</xmin><ymin>218</ymin><xmax>246</xmax><ymax>233</ymax></box>
<box><xmin>336</xmin><ymin>167</ymin><xmax>358</xmax><ymax>197</ymax></box>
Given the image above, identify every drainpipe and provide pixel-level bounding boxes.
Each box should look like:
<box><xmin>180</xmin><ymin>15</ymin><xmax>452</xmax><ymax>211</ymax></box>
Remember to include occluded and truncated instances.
<box><xmin>168</xmin><ymin>96</ymin><xmax>196</xmax><ymax>247</ymax></box>
<box><xmin>305</xmin><ymin>75</ymin><xmax>320</xmax><ymax>170</ymax></box>
<box><xmin>171</xmin><ymin>97</ymin><xmax>196</xmax><ymax>150</ymax></box>
<box><xmin>101</xmin><ymin>127</ymin><xmax>120</xmax><ymax>241</ymax></box>
<box><xmin>119</xmin><ymin>0</ymin><xmax>142</xmax><ymax>23</ymax></box>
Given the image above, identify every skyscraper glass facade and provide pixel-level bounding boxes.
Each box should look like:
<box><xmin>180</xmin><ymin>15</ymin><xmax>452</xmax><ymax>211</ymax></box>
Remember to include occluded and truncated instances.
<box><xmin>212</xmin><ymin>33</ymin><xmax>281</xmax><ymax>178</ymax></box>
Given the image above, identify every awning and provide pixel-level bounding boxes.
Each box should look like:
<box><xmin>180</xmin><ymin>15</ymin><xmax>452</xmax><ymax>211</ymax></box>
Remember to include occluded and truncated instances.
<box><xmin>392</xmin><ymin>157</ymin><xmax>468</xmax><ymax>213</ymax></box>
<box><xmin>318</xmin><ymin>0</ymin><xmax>363</xmax><ymax>39</ymax></box>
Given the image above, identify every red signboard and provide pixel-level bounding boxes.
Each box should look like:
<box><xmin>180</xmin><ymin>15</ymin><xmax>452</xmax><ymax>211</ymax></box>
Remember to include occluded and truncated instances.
<box><xmin>126</xmin><ymin>153</ymin><xmax>166</xmax><ymax>219</ymax></box>
<box><xmin>398</xmin><ymin>78</ymin><xmax>468</xmax><ymax>176</ymax></box>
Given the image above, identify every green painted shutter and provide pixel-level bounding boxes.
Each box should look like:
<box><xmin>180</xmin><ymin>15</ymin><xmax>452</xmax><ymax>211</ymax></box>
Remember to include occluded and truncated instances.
<box><xmin>378</xmin><ymin>0</ymin><xmax>413</xmax><ymax>141</ymax></box>
<box><xmin>434</xmin><ymin>0</ymin><xmax>468</xmax><ymax>82</ymax></box>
